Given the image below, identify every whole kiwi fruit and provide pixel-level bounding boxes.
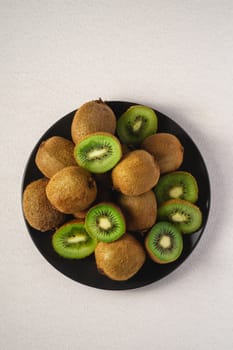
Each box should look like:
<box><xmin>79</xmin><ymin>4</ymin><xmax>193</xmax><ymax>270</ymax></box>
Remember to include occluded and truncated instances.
<box><xmin>46</xmin><ymin>166</ymin><xmax>97</xmax><ymax>214</ymax></box>
<box><xmin>95</xmin><ymin>233</ymin><xmax>146</xmax><ymax>281</ymax></box>
<box><xmin>71</xmin><ymin>99</ymin><xmax>116</xmax><ymax>144</ymax></box>
<box><xmin>35</xmin><ymin>136</ymin><xmax>77</xmax><ymax>178</ymax></box>
<box><xmin>117</xmin><ymin>190</ymin><xmax>157</xmax><ymax>231</ymax></box>
<box><xmin>112</xmin><ymin>150</ymin><xmax>160</xmax><ymax>196</ymax></box>
<box><xmin>22</xmin><ymin>178</ymin><xmax>66</xmax><ymax>232</ymax></box>
<box><xmin>141</xmin><ymin>133</ymin><xmax>184</xmax><ymax>174</ymax></box>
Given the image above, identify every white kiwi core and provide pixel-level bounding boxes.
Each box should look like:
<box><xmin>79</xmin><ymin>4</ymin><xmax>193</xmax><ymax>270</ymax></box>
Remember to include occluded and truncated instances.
<box><xmin>169</xmin><ymin>186</ymin><xmax>183</xmax><ymax>198</ymax></box>
<box><xmin>98</xmin><ymin>216</ymin><xmax>112</xmax><ymax>230</ymax></box>
<box><xmin>171</xmin><ymin>212</ymin><xmax>187</xmax><ymax>222</ymax></box>
<box><xmin>67</xmin><ymin>234</ymin><xmax>87</xmax><ymax>244</ymax></box>
<box><xmin>87</xmin><ymin>148</ymin><xmax>108</xmax><ymax>160</ymax></box>
<box><xmin>133</xmin><ymin>119</ymin><xmax>143</xmax><ymax>132</ymax></box>
<box><xmin>159</xmin><ymin>235</ymin><xmax>171</xmax><ymax>249</ymax></box>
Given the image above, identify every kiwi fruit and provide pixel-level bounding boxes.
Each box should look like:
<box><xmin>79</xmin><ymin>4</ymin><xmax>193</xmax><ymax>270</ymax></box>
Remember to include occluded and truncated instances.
<box><xmin>117</xmin><ymin>190</ymin><xmax>157</xmax><ymax>231</ymax></box>
<box><xmin>112</xmin><ymin>150</ymin><xmax>160</xmax><ymax>196</ymax></box>
<box><xmin>141</xmin><ymin>133</ymin><xmax>184</xmax><ymax>174</ymax></box>
<box><xmin>74</xmin><ymin>132</ymin><xmax>122</xmax><ymax>174</ymax></box>
<box><xmin>22</xmin><ymin>178</ymin><xmax>65</xmax><ymax>232</ymax></box>
<box><xmin>145</xmin><ymin>222</ymin><xmax>183</xmax><ymax>264</ymax></box>
<box><xmin>46</xmin><ymin>166</ymin><xmax>97</xmax><ymax>214</ymax></box>
<box><xmin>35</xmin><ymin>136</ymin><xmax>77</xmax><ymax>178</ymax></box>
<box><xmin>117</xmin><ymin>105</ymin><xmax>158</xmax><ymax>145</ymax></box>
<box><xmin>52</xmin><ymin>220</ymin><xmax>97</xmax><ymax>259</ymax></box>
<box><xmin>85</xmin><ymin>203</ymin><xmax>126</xmax><ymax>243</ymax></box>
<box><xmin>71</xmin><ymin>99</ymin><xmax>116</xmax><ymax>144</ymax></box>
<box><xmin>95</xmin><ymin>233</ymin><xmax>146</xmax><ymax>281</ymax></box>
<box><xmin>158</xmin><ymin>199</ymin><xmax>202</xmax><ymax>234</ymax></box>
<box><xmin>154</xmin><ymin>171</ymin><xmax>198</xmax><ymax>204</ymax></box>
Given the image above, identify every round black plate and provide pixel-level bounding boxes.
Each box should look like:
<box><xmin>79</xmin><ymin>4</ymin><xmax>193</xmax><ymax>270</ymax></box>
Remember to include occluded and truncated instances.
<box><xmin>21</xmin><ymin>101</ymin><xmax>211</xmax><ymax>290</ymax></box>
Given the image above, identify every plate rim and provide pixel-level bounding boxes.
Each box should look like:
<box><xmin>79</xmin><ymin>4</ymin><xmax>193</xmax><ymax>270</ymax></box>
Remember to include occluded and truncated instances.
<box><xmin>21</xmin><ymin>100</ymin><xmax>211</xmax><ymax>290</ymax></box>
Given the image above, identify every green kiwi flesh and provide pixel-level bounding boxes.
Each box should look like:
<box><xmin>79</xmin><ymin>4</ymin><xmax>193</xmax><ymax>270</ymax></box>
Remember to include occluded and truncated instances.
<box><xmin>74</xmin><ymin>132</ymin><xmax>122</xmax><ymax>173</ymax></box>
<box><xmin>145</xmin><ymin>222</ymin><xmax>183</xmax><ymax>264</ymax></box>
<box><xmin>158</xmin><ymin>199</ymin><xmax>202</xmax><ymax>234</ymax></box>
<box><xmin>117</xmin><ymin>105</ymin><xmax>158</xmax><ymax>145</ymax></box>
<box><xmin>85</xmin><ymin>203</ymin><xmax>126</xmax><ymax>242</ymax></box>
<box><xmin>52</xmin><ymin>220</ymin><xmax>97</xmax><ymax>259</ymax></box>
<box><xmin>154</xmin><ymin>171</ymin><xmax>198</xmax><ymax>205</ymax></box>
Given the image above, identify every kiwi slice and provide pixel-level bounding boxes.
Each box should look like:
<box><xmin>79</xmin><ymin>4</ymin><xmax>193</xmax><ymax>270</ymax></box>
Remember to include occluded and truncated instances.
<box><xmin>117</xmin><ymin>105</ymin><xmax>158</xmax><ymax>145</ymax></box>
<box><xmin>52</xmin><ymin>220</ymin><xmax>97</xmax><ymax>259</ymax></box>
<box><xmin>74</xmin><ymin>132</ymin><xmax>122</xmax><ymax>174</ymax></box>
<box><xmin>158</xmin><ymin>199</ymin><xmax>202</xmax><ymax>234</ymax></box>
<box><xmin>145</xmin><ymin>222</ymin><xmax>183</xmax><ymax>264</ymax></box>
<box><xmin>85</xmin><ymin>203</ymin><xmax>126</xmax><ymax>242</ymax></box>
<box><xmin>154</xmin><ymin>171</ymin><xmax>198</xmax><ymax>205</ymax></box>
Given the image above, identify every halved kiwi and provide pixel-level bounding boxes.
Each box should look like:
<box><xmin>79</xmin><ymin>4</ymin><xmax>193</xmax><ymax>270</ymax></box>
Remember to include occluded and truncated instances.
<box><xmin>52</xmin><ymin>220</ymin><xmax>97</xmax><ymax>259</ymax></box>
<box><xmin>117</xmin><ymin>105</ymin><xmax>158</xmax><ymax>145</ymax></box>
<box><xmin>158</xmin><ymin>199</ymin><xmax>202</xmax><ymax>234</ymax></box>
<box><xmin>145</xmin><ymin>222</ymin><xmax>183</xmax><ymax>264</ymax></box>
<box><xmin>74</xmin><ymin>132</ymin><xmax>122</xmax><ymax>174</ymax></box>
<box><xmin>85</xmin><ymin>203</ymin><xmax>126</xmax><ymax>242</ymax></box>
<box><xmin>154</xmin><ymin>171</ymin><xmax>198</xmax><ymax>204</ymax></box>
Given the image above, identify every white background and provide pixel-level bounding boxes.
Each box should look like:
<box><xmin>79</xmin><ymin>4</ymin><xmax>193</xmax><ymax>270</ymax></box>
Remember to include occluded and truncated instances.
<box><xmin>1</xmin><ymin>1</ymin><xmax>233</xmax><ymax>349</ymax></box>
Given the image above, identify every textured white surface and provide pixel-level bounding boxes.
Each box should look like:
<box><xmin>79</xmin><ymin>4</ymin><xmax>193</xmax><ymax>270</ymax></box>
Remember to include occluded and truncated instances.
<box><xmin>1</xmin><ymin>1</ymin><xmax>233</xmax><ymax>349</ymax></box>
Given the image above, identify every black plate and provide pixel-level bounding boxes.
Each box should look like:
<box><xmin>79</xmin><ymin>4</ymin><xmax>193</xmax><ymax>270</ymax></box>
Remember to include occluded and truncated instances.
<box><xmin>21</xmin><ymin>101</ymin><xmax>211</xmax><ymax>290</ymax></box>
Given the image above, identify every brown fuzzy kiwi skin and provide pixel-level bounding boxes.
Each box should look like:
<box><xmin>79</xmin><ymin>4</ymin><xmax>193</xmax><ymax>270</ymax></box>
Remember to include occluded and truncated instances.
<box><xmin>95</xmin><ymin>233</ymin><xmax>146</xmax><ymax>281</ymax></box>
<box><xmin>35</xmin><ymin>136</ymin><xmax>77</xmax><ymax>178</ymax></box>
<box><xmin>141</xmin><ymin>133</ymin><xmax>184</xmax><ymax>174</ymax></box>
<box><xmin>46</xmin><ymin>166</ymin><xmax>97</xmax><ymax>214</ymax></box>
<box><xmin>71</xmin><ymin>99</ymin><xmax>116</xmax><ymax>144</ymax></box>
<box><xmin>73</xmin><ymin>209</ymin><xmax>89</xmax><ymax>219</ymax></box>
<box><xmin>117</xmin><ymin>190</ymin><xmax>157</xmax><ymax>231</ymax></box>
<box><xmin>22</xmin><ymin>178</ymin><xmax>66</xmax><ymax>232</ymax></box>
<box><xmin>112</xmin><ymin>150</ymin><xmax>160</xmax><ymax>196</ymax></box>
<box><xmin>73</xmin><ymin>181</ymin><xmax>115</xmax><ymax>219</ymax></box>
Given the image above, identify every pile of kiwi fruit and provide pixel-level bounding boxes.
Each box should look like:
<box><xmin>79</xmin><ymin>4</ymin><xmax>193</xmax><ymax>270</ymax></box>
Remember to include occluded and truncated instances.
<box><xmin>22</xmin><ymin>99</ymin><xmax>203</xmax><ymax>282</ymax></box>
